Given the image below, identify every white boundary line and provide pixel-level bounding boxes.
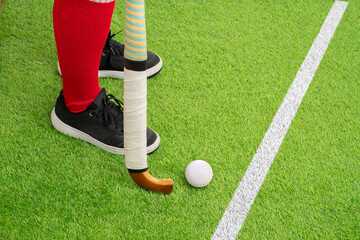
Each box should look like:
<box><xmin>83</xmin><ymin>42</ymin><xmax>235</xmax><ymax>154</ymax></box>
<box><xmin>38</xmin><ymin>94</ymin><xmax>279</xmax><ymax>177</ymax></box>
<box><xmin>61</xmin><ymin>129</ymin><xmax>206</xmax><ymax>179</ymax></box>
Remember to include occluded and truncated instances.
<box><xmin>212</xmin><ymin>1</ymin><xmax>348</xmax><ymax>239</ymax></box>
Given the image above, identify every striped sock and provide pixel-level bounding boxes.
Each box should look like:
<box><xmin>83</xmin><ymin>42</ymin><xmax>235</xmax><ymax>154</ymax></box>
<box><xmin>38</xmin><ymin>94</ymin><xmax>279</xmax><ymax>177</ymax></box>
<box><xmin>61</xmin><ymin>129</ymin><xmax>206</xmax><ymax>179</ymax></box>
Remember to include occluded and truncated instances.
<box><xmin>53</xmin><ymin>0</ymin><xmax>115</xmax><ymax>113</ymax></box>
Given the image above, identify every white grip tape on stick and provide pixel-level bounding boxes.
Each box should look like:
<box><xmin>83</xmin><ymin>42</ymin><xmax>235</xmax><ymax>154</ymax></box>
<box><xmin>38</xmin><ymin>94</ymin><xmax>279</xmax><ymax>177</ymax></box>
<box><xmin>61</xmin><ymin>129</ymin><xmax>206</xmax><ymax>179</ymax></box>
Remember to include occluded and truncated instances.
<box><xmin>124</xmin><ymin>68</ymin><xmax>148</xmax><ymax>170</ymax></box>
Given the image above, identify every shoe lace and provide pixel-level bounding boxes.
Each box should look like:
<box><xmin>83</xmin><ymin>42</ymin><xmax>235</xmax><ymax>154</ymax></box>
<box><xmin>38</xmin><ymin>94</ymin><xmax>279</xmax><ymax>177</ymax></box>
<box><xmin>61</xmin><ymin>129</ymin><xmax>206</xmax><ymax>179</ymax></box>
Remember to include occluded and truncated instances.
<box><xmin>106</xmin><ymin>30</ymin><xmax>124</xmax><ymax>56</ymax></box>
<box><xmin>92</xmin><ymin>94</ymin><xmax>124</xmax><ymax>131</ymax></box>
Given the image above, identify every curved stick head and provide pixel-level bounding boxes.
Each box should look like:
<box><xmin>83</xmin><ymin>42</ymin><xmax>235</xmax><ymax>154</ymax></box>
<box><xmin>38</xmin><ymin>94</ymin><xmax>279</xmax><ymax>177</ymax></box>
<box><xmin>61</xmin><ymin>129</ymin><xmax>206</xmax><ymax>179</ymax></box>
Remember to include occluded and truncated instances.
<box><xmin>129</xmin><ymin>170</ymin><xmax>173</xmax><ymax>194</ymax></box>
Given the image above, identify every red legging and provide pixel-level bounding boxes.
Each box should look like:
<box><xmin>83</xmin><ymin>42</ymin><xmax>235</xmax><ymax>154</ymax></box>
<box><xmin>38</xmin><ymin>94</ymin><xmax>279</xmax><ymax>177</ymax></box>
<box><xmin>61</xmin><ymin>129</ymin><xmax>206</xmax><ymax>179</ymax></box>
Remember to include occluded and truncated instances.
<box><xmin>53</xmin><ymin>0</ymin><xmax>115</xmax><ymax>113</ymax></box>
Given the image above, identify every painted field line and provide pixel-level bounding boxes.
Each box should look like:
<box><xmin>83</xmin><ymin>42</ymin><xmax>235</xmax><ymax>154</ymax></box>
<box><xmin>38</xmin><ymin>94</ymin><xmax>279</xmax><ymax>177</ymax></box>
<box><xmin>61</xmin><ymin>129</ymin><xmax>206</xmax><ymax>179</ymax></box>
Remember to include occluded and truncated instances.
<box><xmin>212</xmin><ymin>1</ymin><xmax>348</xmax><ymax>239</ymax></box>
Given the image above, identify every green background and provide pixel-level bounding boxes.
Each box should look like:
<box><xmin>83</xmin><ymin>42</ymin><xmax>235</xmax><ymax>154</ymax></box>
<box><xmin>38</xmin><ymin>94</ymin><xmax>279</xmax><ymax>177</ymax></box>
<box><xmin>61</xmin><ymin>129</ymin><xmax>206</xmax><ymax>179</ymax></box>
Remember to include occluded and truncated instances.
<box><xmin>0</xmin><ymin>0</ymin><xmax>359</xmax><ymax>239</ymax></box>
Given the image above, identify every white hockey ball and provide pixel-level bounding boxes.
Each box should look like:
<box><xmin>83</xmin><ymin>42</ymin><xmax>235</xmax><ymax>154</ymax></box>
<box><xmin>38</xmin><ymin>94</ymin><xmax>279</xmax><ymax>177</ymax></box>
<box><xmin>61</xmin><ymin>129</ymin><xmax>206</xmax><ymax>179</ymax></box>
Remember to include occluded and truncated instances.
<box><xmin>185</xmin><ymin>160</ymin><xmax>213</xmax><ymax>188</ymax></box>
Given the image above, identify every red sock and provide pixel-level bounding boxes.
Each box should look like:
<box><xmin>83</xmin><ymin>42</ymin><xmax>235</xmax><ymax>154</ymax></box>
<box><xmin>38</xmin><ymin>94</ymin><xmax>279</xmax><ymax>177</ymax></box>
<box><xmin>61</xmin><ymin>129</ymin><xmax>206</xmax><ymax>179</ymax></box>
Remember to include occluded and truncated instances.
<box><xmin>53</xmin><ymin>0</ymin><xmax>115</xmax><ymax>113</ymax></box>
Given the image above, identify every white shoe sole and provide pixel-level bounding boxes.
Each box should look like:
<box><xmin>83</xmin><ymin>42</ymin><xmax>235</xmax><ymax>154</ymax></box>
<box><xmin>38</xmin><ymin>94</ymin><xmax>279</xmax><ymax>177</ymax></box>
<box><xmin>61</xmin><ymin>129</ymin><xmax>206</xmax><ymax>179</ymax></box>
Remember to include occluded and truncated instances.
<box><xmin>51</xmin><ymin>108</ymin><xmax>160</xmax><ymax>155</ymax></box>
<box><xmin>58</xmin><ymin>55</ymin><xmax>163</xmax><ymax>79</ymax></box>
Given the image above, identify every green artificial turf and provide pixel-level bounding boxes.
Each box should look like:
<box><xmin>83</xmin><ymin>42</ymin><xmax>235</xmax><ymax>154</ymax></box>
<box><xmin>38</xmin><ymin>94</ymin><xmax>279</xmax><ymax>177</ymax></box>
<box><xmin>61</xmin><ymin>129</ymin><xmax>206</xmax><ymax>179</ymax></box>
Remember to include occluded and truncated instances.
<box><xmin>0</xmin><ymin>0</ymin><xmax>358</xmax><ymax>239</ymax></box>
<box><xmin>240</xmin><ymin>1</ymin><xmax>360</xmax><ymax>239</ymax></box>
<box><xmin>0</xmin><ymin>1</ymin><xmax>3</xmax><ymax>17</ymax></box>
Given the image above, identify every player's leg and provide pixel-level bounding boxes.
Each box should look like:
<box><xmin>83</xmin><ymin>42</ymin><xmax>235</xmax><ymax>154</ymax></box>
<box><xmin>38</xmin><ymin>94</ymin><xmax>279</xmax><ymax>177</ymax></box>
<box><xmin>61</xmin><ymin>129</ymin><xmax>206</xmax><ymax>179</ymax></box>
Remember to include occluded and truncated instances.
<box><xmin>51</xmin><ymin>0</ymin><xmax>160</xmax><ymax>154</ymax></box>
<box><xmin>53</xmin><ymin>0</ymin><xmax>114</xmax><ymax>113</ymax></box>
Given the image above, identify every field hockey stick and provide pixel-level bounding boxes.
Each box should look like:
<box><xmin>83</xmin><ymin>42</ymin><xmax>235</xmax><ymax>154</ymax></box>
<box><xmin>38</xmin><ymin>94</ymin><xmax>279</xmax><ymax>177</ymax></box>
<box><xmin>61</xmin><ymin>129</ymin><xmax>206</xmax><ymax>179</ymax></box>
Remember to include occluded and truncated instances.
<box><xmin>123</xmin><ymin>0</ymin><xmax>173</xmax><ymax>194</ymax></box>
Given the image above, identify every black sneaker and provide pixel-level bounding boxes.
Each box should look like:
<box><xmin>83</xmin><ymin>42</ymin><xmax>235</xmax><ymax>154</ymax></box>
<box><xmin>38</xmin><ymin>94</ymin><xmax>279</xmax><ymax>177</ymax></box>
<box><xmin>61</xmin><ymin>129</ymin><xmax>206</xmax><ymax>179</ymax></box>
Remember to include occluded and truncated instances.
<box><xmin>57</xmin><ymin>30</ymin><xmax>163</xmax><ymax>79</ymax></box>
<box><xmin>51</xmin><ymin>88</ymin><xmax>160</xmax><ymax>155</ymax></box>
